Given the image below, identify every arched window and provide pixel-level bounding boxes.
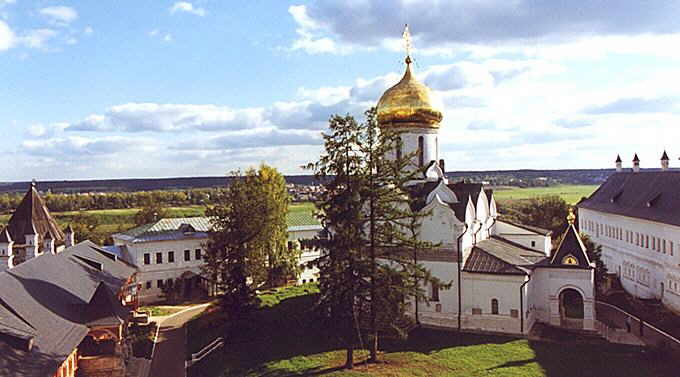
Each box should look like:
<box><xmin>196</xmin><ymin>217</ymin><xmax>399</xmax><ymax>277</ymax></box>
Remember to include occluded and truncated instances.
<box><xmin>396</xmin><ymin>141</ymin><xmax>402</xmax><ymax>161</ymax></box>
<box><xmin>418</xmin><ymin>136</ymin><xmax>424</xmax><ymax>167</ymax></box>
<box><xmin>491</xmin><ymin>298</ymin><xmax>499</xmax><ymax>315</ymax></box>
<box><xmin>430</xmin><ymin>281</ymin><xmax>439</xmax><ymax>302</ymax></box>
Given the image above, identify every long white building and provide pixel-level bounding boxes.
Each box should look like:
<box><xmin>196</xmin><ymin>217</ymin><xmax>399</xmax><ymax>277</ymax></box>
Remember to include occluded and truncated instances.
<box><xmin>578</xmin><ymin>153</ymin><xmax>680</xmax><ymax>313</ymax></box>
<box><xmin>110</xmin><ymin>216</ymin><xmax>322</xmax><ymax>304</ymax></box>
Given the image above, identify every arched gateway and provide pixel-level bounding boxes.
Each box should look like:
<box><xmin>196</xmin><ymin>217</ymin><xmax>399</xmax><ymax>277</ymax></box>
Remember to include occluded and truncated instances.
<box><xmin>559</xmin><ymin>288</ymin><xmax>585</xmax><ymax>329</ymax></box>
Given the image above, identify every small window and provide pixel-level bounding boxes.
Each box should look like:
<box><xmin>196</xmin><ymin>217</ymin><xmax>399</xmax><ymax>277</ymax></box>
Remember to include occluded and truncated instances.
<box><xmin>491</xmin><ymin>298</ymin><xmax>499</xmax><ymax>315</ymax></box>
<box><xmin>168</xmin><ymin>251</ymin><xmax>175</xmax><ymax>263</ymax></box>
<box><xmin>145</xmin><ymin>281</ymin><xmax>151</xmax><ymax>289</ymax></box>
<box><xmin>430</xmin><ymin>281</ymin><xmax>439</xmax><ymax>302</ymax></box>
<box><xmin>195</xmin><ymin>249</ymin><xmax>202</xmax><ymax>260</ymax></box>
<box><xmin>156</xmin><ymin>252</ymin><xmax>163</xmax><ymax>264</ymax></box>
<box><xmin>302</xmin><ymin>279</ymin><xmax>306</xmax><ymax>284</ymax></box>
<box><xmin>157</xmin><ymin>280</ymin><xmax>164</xmax><ymax>288</ymax></box>
<box><xmin>531</xmin><ymin>241</ymin><xmax>536</xmax><ymax>248</ymax></box>
<box><xmin>418</xmin><ymin>136</ymin><xmax>424</xmax><ymax>167</ymax></box>
<box><xmin>184</xmin><ymin>249</ymin><xmax>191</xmax><ymax>261</ymax></box>
<box><xmin>144</xmin><ymin>253</ymin><xmax>151</xmax><ymax>265</ymax></box>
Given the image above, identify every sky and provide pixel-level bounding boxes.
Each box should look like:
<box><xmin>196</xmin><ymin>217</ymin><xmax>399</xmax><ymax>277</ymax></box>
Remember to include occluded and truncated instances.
<box><xmin>2</xmin><ymin>1</ymin><xmax>680</xmax><ymax>180</ymax></box>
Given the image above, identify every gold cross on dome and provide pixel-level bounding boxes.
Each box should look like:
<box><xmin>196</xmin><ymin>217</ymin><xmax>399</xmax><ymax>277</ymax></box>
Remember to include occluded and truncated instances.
<box><xmin>402</xmin><ymin>24</ymin><xmax>412</xmax><ymax>60</ymax></box>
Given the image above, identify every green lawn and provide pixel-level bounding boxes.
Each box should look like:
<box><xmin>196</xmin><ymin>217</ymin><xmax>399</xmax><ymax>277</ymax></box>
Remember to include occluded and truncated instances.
<box><xmin>492</xmin><ymin>185</ymin><xmax>598</xmax><ymax>204</ymax></box>
<box><xmin>187</xmin><ymin>287</ymin><xmax>675</xmax><ymax>377</ymax></box>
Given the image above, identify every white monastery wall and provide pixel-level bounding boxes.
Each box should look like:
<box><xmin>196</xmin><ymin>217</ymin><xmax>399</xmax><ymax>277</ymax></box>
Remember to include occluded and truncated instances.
<box><xmin>528</xmin><ymin>268</ymin><xmax>595</xmax><ymax>330</ymax></box>
<box><xmin>579</xmin><ymin>208</ymin><xmax>680</xmax><ymax>313</ymax></box>
<box><xmin>460</xmin><ymin>272</ymin><xmax>525</xmax><ymax>334</ymax></box>
<box><xmin>118</xmin><ymin>238</ymin><xmax>205</xmax><ymax>304</ymax></box>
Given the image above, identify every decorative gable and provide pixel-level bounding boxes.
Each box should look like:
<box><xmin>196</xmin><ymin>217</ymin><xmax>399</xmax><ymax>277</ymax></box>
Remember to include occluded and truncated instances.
<box><xmin>425</xmin><ymin>180</ymin><xmax>458</xmax><ymax>204</ymax></box>
<box><xmin>550</xmin><ymin>209</ymin><xmax>591</xmax><ymax>268</ymax></box>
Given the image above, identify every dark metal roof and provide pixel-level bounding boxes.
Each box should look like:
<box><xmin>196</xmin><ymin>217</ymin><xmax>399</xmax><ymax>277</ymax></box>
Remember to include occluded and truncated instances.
<box><xmin>463</xmin><ymin>236</ymin><xmax>546</xmax><ymax>275</ymax></box>
<box><xmin>578</xmin><ymin>171</ymin><xmax>680</xmax><ymax>227</ymax></box>
<box><xmin>1</xmin><ymin>186</ymin><xmax>64</xmax><ymax>246</ymax></box>
<box><xmin>0</xmin><ymin>241</ymin><xmax>135</xmax><ymax>377</ymax></box>
<box><xmin>661</xmin><ymin>150</ymin><xmax>670</xmax><ymax>161</ymax></box>
<box><xmin>550</xmin><ymin>224</ymin><xmax>590</xmax><ymax>268</ymax></box>
<box><xmin>616</xmin><ymin>154</ymin><xmax>622</xmax><ymax>163</ymax></box>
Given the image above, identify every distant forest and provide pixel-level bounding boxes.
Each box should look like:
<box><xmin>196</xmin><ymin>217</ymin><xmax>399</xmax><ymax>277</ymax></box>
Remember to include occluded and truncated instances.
<box><xmin>0</xmin><ymin>168</ymin><xmax>617</xmax><ymax>194</ymax></box>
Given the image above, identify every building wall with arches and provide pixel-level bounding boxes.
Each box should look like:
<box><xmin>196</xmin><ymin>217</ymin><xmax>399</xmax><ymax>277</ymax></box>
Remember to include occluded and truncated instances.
<box><xmin>527</xmin><ymin>268</ymin><xmax>595</xmax><ymax>331</ymax></box>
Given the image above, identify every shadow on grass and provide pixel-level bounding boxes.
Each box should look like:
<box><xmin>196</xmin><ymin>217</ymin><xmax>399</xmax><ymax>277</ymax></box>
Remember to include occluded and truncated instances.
<box><xmin>188</xmin><ymin>293</ymin><xmax>678</xmax><ymax>377</ymax></box>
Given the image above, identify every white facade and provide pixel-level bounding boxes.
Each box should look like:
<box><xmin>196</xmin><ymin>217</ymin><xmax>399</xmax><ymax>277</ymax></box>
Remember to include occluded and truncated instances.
<box><xmin>113</xmin><ymin>218</ymin><xmax>323</xmax><ymax>304</ymax></box>
<box><xmin>579</xmin><ymin>207</ymin><xmax>680</xmax><ymax>313</ymax></box>
<box><xmin>112</xmin><ymin>236</ymin><xmax>206</xmax><ymax>304</ymax></box>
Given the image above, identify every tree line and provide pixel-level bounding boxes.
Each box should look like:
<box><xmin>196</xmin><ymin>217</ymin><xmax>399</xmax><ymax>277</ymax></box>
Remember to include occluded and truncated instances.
<box><xmin>0</xmin><ymin>188</ymin><xmax>223</xmax><ymax>213</ymax></box>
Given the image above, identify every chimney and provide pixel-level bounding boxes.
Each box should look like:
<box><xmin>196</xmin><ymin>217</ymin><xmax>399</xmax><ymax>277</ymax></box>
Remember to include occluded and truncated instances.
<box><xmin>615</xmin><ymin>154</ymin><xmax>622</xmax><ymax>172</ymax></box>
<box><xmin>661</xmin><ymin>150</ymin><xmax>670</xmax><ymax>171</ymax></box>
<box><xmin>439</xmin><ymin>159</ymin><xmax>445</xmax><ymax>174</ymax></box>
<box><xmin>633</xmin><ymin>153</ymin><xmax>640</xmax><ymax>173</ymax></box>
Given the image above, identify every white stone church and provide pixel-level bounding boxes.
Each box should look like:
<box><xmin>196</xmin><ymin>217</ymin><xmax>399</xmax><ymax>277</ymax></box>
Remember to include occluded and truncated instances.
<box><xmin>375</xmin><ymin>54</ymin><xmax>596</xmax><ymax>334</ymax></box>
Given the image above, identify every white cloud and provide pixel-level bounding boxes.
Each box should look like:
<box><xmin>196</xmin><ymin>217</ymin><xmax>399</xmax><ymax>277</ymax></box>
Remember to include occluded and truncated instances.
<box><xmin>0</xmin><ymin>19</ymin><xmax>15</xmax><ymax>50</ymax></box>
<box><xmin>170</xmin><ymin>2</ymin><xmax>206</xmax><ymax>17</ymax></box>
<box><xmin>287</xmin><ymin>1</ymin><xmax>680</xmax><ymax>59</ymax></box>
<box><xmin>69</xmin><ymin>104</ymin><xmax>267</xmax><ymax>133</ymax></box>
<box><xmin>84</xmin><ymin>26</ymin><xmax>93</xmax><ymax>35</ymax></box>
<box><xmin>22</xmin><ymin>28</ymin><xmax>57</xmax><ymax>49</ymax></box>
<box><xmin>39</xmin><ymin>6</ymin><xmax>78</xmax><ymax>26</ymax></box>
<box><xmin>163</xmin><ymin>33</ymin><xmax>173</xmax><ymax>42</ymax></box>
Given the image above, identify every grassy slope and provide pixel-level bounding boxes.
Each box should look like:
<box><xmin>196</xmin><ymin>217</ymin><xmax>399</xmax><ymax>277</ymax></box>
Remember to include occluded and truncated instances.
<box><xmin>187</xmin><ymin>287</ymin><xmax>675</xmax><ymax>377</ymax></box>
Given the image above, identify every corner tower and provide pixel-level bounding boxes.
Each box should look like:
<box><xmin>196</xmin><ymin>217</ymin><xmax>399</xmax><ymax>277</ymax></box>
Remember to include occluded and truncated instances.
<box><xmin>376</xmin><ymin>26</ymin><xmax>443</xmax><ymax>171</ymax></box>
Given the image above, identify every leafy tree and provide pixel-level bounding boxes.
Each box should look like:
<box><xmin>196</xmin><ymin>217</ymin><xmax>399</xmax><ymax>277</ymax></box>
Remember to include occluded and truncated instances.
<box><xmin>203</xmin><ymin>165</ymin><xmax>293</xmax><ymax>319</ymax></box>
<box><xmin>133</xmin><ymin>199</ymin><xmax>168</xmax><ymax>226</ymax></box>
<box><xmin>70</xmin><ymin>212</ymin><xmax>105</xmax><ymax>244</ymax></box>
<box><xmin>307</xmin><ymin>109</ymin><xmax>437</xmax><ymax>367</ymax></box>
<box><xmin>581</xmin><ymin>234</ymin><xmax>607</xmax><ymax>288</ymax></box>
<box><xmin>500</xmin><ymin>195</ymin><xmax>569</xmax><ymax>236</ymax></box>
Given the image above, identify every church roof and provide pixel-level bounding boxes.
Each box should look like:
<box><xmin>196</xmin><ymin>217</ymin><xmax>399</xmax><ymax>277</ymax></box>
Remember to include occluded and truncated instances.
<box><xmin>406</xmin><ymin>179</ymin><xmax>495</xmax><ymax>223</ymax></box>
<box><xmin>578</xmin><ymin>171</ymin><xmax>680</xmax><ymax>227</ymax></box>
<box><xmin>2</xmin><ymin>185</ymin><xmax>64</xmax><ymax>246</ymax></box>
<box><xmin>0</xmin><ymin>241</ymin><xmax>135</xmax><ymax>377</ymax></box>
<box><xmin>549</xmin><ymin>222</ymin><xmax>591</xmax><ymax>268</ymax></box>
<box><xmin>463</xmin><ymin>236</ymin><xmax>547</xmax><ymax>275</ymax></box>
<box><xmin>0</xmin><ymin>228</ymin><xmax>11</xmax><ymax>243</ymax></box>
<box><xmin>661</xmin><ymin>150</ymin><xmax>670</xmax><ymax>161</ymax></box>
<box><xmin>377</xmin><ymin>56</ymin><xmax>443</xmax><ymax>129</ymax></box>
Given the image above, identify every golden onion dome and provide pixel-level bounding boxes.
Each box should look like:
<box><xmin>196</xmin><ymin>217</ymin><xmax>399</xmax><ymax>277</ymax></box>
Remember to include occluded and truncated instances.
<box><xmin>377</xmin><ymin>56</ymin><xmax>443</xmax><ymax>129</ymax></box>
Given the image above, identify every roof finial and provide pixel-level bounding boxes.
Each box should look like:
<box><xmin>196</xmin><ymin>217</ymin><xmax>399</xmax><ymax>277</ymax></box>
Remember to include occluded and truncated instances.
<box><xmin>567</xmin><ymin>207</ymin><xmax>576</xmax><ymax>225</ymax></box>
<box><xmin>402</xmin><ymin>24</ymin><xmax>412</xmax><ymax>65</ymax></box>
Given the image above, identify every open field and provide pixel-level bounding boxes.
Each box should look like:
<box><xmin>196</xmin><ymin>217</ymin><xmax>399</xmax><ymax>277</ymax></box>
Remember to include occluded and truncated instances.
<box><xmin>187</xmin><ymin>287</ymin><xmax>675</xmax><ymax>377</ymax></box>
<box><xmin>492</xmin><ymin>185</ymin><xmax>598</xmax><ymax>204</ymax></box>
<box><xmin>0</xmin><ymin>202</ymin><xmax>317</xmax><ymax>234</ymax></box>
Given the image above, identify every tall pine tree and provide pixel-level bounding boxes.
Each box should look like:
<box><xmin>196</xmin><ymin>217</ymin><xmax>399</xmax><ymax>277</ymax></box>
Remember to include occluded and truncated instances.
<box><xmin>309</xmin><ymin>108</ymin><xmax>439</xmax><ymax>367</ymax></box>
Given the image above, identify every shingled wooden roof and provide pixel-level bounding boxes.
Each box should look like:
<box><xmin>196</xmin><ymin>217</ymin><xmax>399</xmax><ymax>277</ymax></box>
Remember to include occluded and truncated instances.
<box><xmin>2</xmin><ymin>184</ymin><xmax>64</xmax><ymax>246</ymax></box>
